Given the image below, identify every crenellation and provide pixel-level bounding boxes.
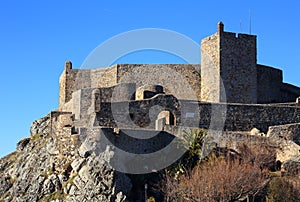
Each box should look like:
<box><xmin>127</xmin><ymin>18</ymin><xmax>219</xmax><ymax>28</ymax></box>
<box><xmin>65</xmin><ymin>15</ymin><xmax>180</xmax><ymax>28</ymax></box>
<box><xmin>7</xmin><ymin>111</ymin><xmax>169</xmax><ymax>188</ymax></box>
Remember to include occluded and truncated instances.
<box><xmin>65</xmin><ymin>60</ymin><xmax>72</xmax><ymax>72</ymax></box>
<box><xmin>217</xmin><ymin>21</ymin><xmax>224</xmax><ymax>33</ymax></box>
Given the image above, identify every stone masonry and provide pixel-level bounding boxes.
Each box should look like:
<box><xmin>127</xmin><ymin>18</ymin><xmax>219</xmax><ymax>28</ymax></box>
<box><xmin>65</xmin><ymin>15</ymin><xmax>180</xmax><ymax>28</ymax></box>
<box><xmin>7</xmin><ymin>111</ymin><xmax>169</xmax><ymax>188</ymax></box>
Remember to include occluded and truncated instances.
<box><xmin>56</xmin><ymin>22</ymin><xmax>300</xmax><ymax>146</ymax></box>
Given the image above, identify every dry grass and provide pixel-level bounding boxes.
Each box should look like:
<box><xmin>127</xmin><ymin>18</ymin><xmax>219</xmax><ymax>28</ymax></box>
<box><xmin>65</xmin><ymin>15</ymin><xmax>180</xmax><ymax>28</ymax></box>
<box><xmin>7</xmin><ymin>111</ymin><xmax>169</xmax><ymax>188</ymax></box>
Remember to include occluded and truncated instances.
<box><xmin>163</xmin><ymin>143</ymin><xmax>276</xmax><ymax>201</ymax></box>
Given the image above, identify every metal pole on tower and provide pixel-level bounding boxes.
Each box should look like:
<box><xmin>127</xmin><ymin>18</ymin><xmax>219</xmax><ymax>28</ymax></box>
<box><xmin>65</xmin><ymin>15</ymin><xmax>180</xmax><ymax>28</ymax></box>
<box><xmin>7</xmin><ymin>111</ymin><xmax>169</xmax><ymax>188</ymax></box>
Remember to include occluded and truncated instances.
<box><xmin>249</xmin><ymin>9</ymin><xmax>252</xmax><ymax>34</ymax></box>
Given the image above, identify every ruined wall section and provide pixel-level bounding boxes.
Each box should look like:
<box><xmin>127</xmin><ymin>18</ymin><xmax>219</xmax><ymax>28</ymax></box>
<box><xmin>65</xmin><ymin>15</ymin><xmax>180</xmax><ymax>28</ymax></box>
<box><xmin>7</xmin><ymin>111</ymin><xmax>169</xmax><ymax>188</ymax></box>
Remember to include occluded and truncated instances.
<box><xmin>50</xmin><ymin>111</ymin><xmax>80</xmax><ymax>172</ymax></box>
<box><xmin>116</xmin><ymin>64</ymin><xmax>201</xmax><ymax>100</ymax></box>
<box><xmin>59</xmin><ymin>61</ymin><xmax>74</xmax><ymax>106</ymax></box>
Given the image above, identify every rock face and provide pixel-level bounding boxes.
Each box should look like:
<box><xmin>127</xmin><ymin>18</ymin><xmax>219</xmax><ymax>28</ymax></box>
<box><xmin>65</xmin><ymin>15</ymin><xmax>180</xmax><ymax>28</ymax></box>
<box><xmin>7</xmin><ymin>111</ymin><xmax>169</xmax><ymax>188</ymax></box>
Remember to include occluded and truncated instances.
<box><xmin>268</xmin><ymin>123</ymin><xmax>300</xmax><ymax>145</ymax></box>
<box><xmin>1</xmin><ymin>112</ymin><xmax>300</xmax><ymax>202</ymax></box>
<box><xmin>0</xmin><ymin>114</ymin><xmax>132</xmax><ymax>202</ymax></box>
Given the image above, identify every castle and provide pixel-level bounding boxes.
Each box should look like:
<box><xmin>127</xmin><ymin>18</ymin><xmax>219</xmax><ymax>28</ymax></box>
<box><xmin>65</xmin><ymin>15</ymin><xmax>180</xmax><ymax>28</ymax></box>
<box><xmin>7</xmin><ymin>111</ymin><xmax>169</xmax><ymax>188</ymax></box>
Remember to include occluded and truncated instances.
<box><xmin>32</xmin><ymin>22</ymin><xmax>300</xmax><ymax>174</ymax></box>
<box><xmin>57</xmin><ymin>22</ymin><xmax>300</xmax><ymax>132</ymax></box>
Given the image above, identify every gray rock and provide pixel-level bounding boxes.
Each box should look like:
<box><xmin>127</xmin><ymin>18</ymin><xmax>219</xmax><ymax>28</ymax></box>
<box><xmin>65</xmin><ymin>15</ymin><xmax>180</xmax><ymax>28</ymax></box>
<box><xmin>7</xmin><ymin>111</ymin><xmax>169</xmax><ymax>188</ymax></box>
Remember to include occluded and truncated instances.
<box><xmin>0</xmin><ymin>114</ymin><xmax>132</xmax><ymax>201</ymax></box>
<box><xmin>0</xmin><ymin>175</ymin><xmax>13</xmax><ymax>196</ymax></box>
<box><xmin>115</xmin><ymin>192</ymin><xmax>127</xmax><ymax>202</ymax></box>
<box><xmin>78</xmin><ymin>165</ymin><xmax>89</xmax><ymax>183</ymax></box>
<box><xmin>58</xmin><ymin>174</ymin><xmax>67</xmax><ymax>183</ymax></box>
<box><xmin>69</xmin><ymin>184</ymin><xmax>79</xmax><ymax>196</ymax></box>
<box><xmin>283</xmin><ymin>156</ymin><xmax>300</xmax><ymax>175</ymax></box>
<box><xmin>46</xmin><ymin>139</ymin><xmax>59</xmax><ymax>155</ymax></box>
<box><xmin>16</xmin><ymin>137</ymin><xmax>31</xmax><ymax>151</ymax></box>
<box><xmin>71</xmin><ymin>158</ymin><xmax>86</xmax><ymax>173</ymax></box>
<box><xmin>64</xmin><ymin>182</ymin><xmax>72</xmax><ymax>194</ymax></box>
<box><xmin>42</xmin><ymin>179</ymin><xmax>55</xmax><ymax>195</ymax></box>
<box><xmin>49</xmin><ymin>174</ymin><xmax>62</xmax><ymax>190</ymax></box>
<box><xmin>30</xmin><ymin>115</ymin><xmax>50</xmax><ymax>137</ymax></box>
<box><xmin>78</xmin><ymin>142</ymin><xmax>92</xmax><ymax>158</ymax></box>
<box><xmin>250</xmin><ymin>128</ymin><xmax>260</xmax><ymax>136</ymax></box>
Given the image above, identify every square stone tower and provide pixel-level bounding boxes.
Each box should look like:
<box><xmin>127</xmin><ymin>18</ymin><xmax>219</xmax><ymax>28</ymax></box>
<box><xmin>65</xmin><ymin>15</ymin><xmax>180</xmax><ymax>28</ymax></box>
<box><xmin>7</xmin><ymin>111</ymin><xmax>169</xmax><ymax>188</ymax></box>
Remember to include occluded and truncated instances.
<box><xmin>201</xmin><ymin>22</ymin><xmax>257</xmax><ymax>103</ymax></box>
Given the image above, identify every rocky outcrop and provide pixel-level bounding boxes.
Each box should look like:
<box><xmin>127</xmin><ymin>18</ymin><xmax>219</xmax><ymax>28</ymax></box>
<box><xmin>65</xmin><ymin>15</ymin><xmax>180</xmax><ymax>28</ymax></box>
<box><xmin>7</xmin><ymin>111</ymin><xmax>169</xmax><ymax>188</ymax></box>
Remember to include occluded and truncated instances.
<box><xmin>0</xmin><ymin>114</ymin><xmax>132</xmax><ymax>202</ymax></box>
<box><xmin>267</xmin><ymin>123</ymin><xmax>300</xmax><ymax>145</ymax></box>
<box><xmin>1</xmin><ymin>111</ymin><xmax>300</xmax><ymax>201</ymax></box>
<box><xmin>283</xmin><ymin>156</ymin><xmax>300</xmax><ymax>176</ymax></box>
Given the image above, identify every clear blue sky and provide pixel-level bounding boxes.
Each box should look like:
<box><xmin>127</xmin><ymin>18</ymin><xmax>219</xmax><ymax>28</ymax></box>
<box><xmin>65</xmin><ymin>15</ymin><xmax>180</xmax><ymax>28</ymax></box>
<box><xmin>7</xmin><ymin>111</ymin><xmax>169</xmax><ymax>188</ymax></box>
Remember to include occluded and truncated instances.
<box><xmin>0</xmin><ymin>1</ymin><xmax>299</xmax><ymax>157</ymax></box>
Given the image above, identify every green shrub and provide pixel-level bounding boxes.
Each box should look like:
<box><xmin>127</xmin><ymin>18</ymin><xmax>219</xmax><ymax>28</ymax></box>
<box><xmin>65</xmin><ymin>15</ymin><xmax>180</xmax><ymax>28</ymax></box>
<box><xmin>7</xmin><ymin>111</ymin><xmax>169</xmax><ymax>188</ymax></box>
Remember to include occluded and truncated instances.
<box><xmin>31</xmin><ymin>134</ymin><xmax>41</xmax><ymax>141</ymax></box>
<box><xmin>167</xmin><ymin>129</ymin><xmax>207</xmax><ymax>178</ymax></box>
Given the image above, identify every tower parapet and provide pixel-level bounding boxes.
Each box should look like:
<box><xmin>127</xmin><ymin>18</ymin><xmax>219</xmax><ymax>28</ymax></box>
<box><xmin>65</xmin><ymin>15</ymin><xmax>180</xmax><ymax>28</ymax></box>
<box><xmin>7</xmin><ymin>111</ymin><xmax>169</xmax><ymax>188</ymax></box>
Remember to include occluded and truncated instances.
<box><xmin>217</xmin><ymin>21</ymin><xmax>224</xmax><ymax>33</ymax></box>
<box><xmin>65</xmin><ymin>60</ymin><xmax>72</xmax><ymax>72</ymax></box>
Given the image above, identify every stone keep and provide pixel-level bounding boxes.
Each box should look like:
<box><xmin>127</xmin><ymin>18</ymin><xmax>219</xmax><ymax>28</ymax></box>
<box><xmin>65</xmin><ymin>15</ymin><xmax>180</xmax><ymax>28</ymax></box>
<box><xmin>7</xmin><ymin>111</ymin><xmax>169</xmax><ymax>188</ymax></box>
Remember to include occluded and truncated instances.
<box><xmin>201</xmin><ymin>22</ymin><xmax>257</xmax><ymax>103</ymax></box>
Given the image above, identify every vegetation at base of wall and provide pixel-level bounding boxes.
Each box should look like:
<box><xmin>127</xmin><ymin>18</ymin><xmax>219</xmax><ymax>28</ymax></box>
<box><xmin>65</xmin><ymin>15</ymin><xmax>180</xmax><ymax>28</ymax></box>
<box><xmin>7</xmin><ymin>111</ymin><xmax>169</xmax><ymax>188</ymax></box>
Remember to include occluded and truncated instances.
<box><xmin>31</xmin><ymin>133</ymin><xmax>41</xmax><ymax>141</ymax></box>
<box><xmin>161</xmin><ymin>131</ymin><xmax>284</xmax><ymax>201</ymax></box>
<box><xmin>166</xmin><ymin>128</ymin><xmax>207</xmax><ymax>178</ymax></box>
<box><xmin>146</xmin><ymin>196</ymin><xmax>156</xmax><ymax>202</ymax></box>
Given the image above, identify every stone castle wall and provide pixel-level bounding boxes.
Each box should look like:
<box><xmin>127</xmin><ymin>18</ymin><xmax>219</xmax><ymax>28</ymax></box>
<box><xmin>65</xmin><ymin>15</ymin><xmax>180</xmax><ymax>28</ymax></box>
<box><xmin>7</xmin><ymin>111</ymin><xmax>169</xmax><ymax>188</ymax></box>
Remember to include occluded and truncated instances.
<box><xmin>59</xmin><ymin>63</ymin><xmax>201</xmax><ymax>108</ymax></box>
<box><xmin>257</xmin><ymin>64</ymin><xmax>283</xmax><ymax>103</ymax></box>
<box><xmin>91</xmin><ymin>93</ymin><xmax>300</xmax><ymax>132</ymax></box>
<box><xmin>201</xmin><ymin>32</ymin><xmax>220</xmax><ymax>102</ymax></box>
<box><xmin>201</xmin><ymin>22</ymin><xmax>257</xmax><ymax>104</ymax></box>
<box><xmin>256</xmin><ymin>64</ymin><xmax>300</xmax><ymax>103</ymax></box>
<box><xmin>59</xmin><ymin>64</ymin><xmax>119</xmax><ymax>107</ymax></box>
<box><xmin>280</xmin><ymin>83</ymin><xmax>300</xmax><ymax>103</ymax></box>
<box><xmin>116</xmin><ymin>64</ymin><xmax>201</xmax><ymax>100</ymax></box>
<box><xmin>58</xmin><ymin>23</ymin><xmax>300</xmax><ymax>134</ymax></box>
<box><xmin>220</xmin><ymin>32</ymin><xmax>257</xmax><ymax>103</ymax></box>
<box><xmin>71</xmin><ymin>83</ymin><xmax>137</xmax><ymax>120</ymax></box>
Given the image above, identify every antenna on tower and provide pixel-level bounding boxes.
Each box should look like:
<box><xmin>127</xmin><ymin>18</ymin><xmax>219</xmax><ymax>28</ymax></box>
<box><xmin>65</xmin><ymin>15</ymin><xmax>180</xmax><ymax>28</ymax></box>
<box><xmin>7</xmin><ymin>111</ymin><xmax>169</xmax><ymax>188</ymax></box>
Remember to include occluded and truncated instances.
<box><xmin>249</xmin><ymin>9</ymin><xmax>252</xmax><ymax>34</ymax></box>
<box><xmin>240</xmin><ymin>19</ymin><xmax>243</xmax><ymax>33</ymax></box>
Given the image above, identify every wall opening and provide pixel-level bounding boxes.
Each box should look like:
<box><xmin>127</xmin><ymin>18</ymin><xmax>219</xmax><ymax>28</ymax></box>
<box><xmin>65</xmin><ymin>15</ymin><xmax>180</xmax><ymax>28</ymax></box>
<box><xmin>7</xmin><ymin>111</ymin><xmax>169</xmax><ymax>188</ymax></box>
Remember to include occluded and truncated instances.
<box><xmin>157</xmin><ymin>110</ymin><xmax>176</xmax><ymax>126</ymax></box>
